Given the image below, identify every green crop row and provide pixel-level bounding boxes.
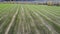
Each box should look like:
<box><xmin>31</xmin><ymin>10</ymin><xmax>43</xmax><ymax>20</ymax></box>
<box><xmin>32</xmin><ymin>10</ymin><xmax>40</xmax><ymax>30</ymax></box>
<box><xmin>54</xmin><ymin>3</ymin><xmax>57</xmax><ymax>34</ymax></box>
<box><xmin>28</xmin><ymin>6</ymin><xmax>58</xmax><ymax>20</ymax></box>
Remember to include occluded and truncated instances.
<box><xmin>0</xmin><ymin>4</ymin><xmax>60</xmax><ymax>34</ymax></box>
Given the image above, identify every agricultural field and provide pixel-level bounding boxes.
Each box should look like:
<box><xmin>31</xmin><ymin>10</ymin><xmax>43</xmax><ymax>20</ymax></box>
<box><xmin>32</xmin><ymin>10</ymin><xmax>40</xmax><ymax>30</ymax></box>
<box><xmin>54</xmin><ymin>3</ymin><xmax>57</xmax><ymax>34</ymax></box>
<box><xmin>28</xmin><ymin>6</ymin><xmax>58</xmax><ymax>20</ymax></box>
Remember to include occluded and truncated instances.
<box><xmin>0</xmin><ymin>4</ymin><xmax>60</xmax><ymax>34</ymax></box>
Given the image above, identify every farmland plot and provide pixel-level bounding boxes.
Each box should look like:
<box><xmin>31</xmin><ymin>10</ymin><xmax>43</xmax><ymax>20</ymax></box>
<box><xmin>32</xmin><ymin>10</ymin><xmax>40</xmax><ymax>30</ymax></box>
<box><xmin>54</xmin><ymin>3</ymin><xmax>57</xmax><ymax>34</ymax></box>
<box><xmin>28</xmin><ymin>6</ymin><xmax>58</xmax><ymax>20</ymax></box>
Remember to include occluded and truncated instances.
<box><xmin>0</xmin><ymin>4</ymin><xmax>60</xmax><ymax>34</ymax></box>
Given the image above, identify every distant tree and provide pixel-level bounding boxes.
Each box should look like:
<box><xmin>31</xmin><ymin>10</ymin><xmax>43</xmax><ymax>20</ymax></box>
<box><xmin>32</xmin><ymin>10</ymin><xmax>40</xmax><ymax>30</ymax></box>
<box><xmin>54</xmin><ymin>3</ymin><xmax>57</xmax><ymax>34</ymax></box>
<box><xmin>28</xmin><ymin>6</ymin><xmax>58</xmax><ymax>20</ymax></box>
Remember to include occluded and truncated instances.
<box><xmin>47</xmin><ymin>1</ymin><xmax>53</xmax><ymax>6</ymax></box>
<box><xmin>4</xmin><ymin>0</ymin><xmax>10</xmax><ymax>1</ymax></box>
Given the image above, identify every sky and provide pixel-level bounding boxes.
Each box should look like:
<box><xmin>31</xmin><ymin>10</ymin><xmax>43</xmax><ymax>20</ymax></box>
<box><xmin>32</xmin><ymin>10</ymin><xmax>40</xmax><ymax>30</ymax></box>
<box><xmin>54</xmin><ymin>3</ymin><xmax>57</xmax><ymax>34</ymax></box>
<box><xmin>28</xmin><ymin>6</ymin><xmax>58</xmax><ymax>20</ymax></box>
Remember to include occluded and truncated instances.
<box><xmin>0</xmin><ymin>0</ymin><xmax>60</xmax><ymax>1</ymax></box>
<box><xmin>0</xmin><ymin>0</ymin><xmax>47</xmax><ymax>1</ymax></box>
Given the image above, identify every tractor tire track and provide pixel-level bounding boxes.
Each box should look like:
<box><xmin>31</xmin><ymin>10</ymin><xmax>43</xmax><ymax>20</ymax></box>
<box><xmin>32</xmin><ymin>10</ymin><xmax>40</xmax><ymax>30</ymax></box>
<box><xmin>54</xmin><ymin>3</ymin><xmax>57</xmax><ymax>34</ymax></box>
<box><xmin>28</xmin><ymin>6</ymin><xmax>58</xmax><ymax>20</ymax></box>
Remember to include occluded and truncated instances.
<box><xmin>5</xmin><ymin>5</ymin><xmax>19</xmax><ymax>34</ymax></box>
